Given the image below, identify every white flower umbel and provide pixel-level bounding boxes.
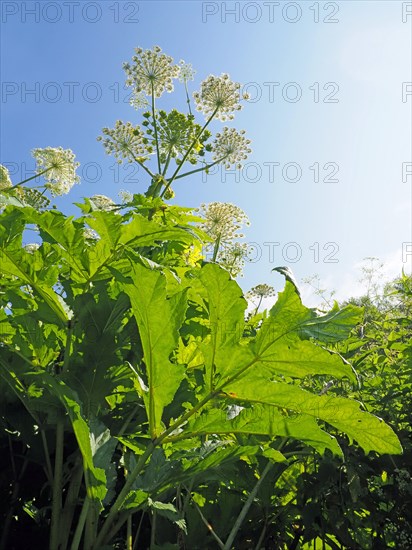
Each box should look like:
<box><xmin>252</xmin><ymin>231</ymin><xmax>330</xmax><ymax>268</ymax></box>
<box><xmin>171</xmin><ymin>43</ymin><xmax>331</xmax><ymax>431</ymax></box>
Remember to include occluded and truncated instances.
<box><xmin>98</xmin><ymin>121</ymin><xmax>151</xmax><ymax>164</ymax></box>
<box><xmin>90</xmin><ymin>194</ymin><xmax>116</xmax><ymax>211</ymax></box>
<box><xmin>246</xmin><ymin>284</ymin><xmax>276</xmax><ymax>301</ymax></box>
<box><xmin>218</xmin><ymin>242</ymin><xmax>250</xmax><ymax>278</ymax></box>
<box><xmin>123</xmin><ymin>46</ymin><xmax>179</xmax><ymax>98</ymax></box>
<box><xmin>212</xmin><ymin>127</ymin><xmax>252</xmax><ymax>169</ymax></box>
<box><xmin>193</xmin><ymin>74</ymin><xmax>243</xmax><ymax>121</ymax></box>
<box><xmin>32</xmin><ymin>147</ymin><xmax>80</xmax><ymax>196</ymax></box>
<box><xmin>178</xmin><ymin>60</ymin><xmax>196</xmax><ymax>83</ymax></box>
<box><xmin>199</xmin><ymin>202</ymin><xmax>250</xmax><ymax>243</ymax></box>
<box><xmin>0</xmin><ymin>165</ymin><xmax>12</xmax><ymax>190</ymax></box>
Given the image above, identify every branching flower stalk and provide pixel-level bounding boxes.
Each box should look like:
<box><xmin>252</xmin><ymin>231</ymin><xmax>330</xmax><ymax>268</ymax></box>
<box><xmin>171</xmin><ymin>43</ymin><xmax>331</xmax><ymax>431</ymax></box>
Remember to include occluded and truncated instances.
<box><xmin>160</xmin><ymin>107</ymin><xmax>219</xmax><ymax>198</ymax></box>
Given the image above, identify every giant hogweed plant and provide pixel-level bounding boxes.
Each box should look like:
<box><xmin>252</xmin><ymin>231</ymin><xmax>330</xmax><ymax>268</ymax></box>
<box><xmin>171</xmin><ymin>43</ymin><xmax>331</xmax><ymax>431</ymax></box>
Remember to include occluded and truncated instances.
<box><xmin>0</xmin><ymin>46</ymin><xmax>402</xmax><ymax>549</ymax></box>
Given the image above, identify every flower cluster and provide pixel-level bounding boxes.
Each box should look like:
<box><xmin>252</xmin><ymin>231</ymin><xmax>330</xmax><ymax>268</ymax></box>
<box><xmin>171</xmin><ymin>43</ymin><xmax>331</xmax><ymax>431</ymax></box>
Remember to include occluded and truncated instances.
<box><xmin>0</xmin><ymin>165</ymin><xmax>12</xmax><ymax>190</ymax></box>
<box><xmin>90</xmin><ymin>194</ymin><xmax>116</xmax><ymax>211</ymax></box>
<box><xmin>32</xmin><ymin>147</ymin><xmax>80</xmax><ymax>196</ymax></box>
<box><xmin>199</xmin><ymin>202</ymin><xmax>250</xmax><ymax>243</ymax></box>
<box><xmin>178</xmin><ymin>60</ymin><xmax>196</xmax><ymax>83</ymax></box>
<box><xmin>212</xmin><ymin>127</ymin><xmax>252</xmax><ymax>169</ymax></box>
<box><xmin>123</xmin><ymin>45</ymin><xmax>179</xmax><ymax>98</ymax></box>
<box><xmin>97</xmin><ymin>121</ymin><xmax>151</xmax><ymax>164</ymax></box>
<box><xmin>193</xmin><ymin>74</ymin><xmax>243</xmax><ymax>121</ymax></box>
<box><xmin>246</xmin><ymin>284</ymin><xmax>276</xmax><ymax>301</ymax></box>
<box><xmin>145</xmin><ymin>109</ymin><xmax>210</xmax><ymax>163</ymax></box>
<box><xmin>217</xmin><ymin>242</ymin><xmax>250</xmax><ymax>277</ymax></box>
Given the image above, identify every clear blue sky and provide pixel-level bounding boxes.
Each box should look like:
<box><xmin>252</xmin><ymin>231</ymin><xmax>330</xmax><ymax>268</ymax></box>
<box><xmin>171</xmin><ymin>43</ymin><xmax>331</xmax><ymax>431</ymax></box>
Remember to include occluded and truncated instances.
<box><xmin>1</xmin><ymin>1</ymin><xmax>411</xmax><ymax>304</ymax></box>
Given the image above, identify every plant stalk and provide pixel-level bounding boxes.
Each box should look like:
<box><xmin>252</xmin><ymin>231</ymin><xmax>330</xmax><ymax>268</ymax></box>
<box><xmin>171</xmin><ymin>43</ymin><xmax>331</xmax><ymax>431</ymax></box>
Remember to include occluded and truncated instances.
<box><xmin>151</xmin><ymin>83</ymin><xmax>162</xmax><ymax>174</ymax></box>
<box><xmin>160</xmin><ymin>107</ymin><xmax>218</xmax><ymax>198</ymax></box>
<box><xmin>50</xmin><ymin>418</ymin><xmax>65</xmax><ymax>550</ymax></box>
<box><xmin>223</xmin><ymin>461</ymin><xmax>273</xmax><ymax>550</ymax></box>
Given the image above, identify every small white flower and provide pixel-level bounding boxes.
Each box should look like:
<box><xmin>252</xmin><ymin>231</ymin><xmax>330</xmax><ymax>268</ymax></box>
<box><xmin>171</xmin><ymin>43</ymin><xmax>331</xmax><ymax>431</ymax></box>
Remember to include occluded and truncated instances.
<box><xmin>212</xmin><ymin>127</ymin><xmax>252</xmax><ymax>169</ymax></box>
<box><xmin>123</xmin><ymin>45</ymin><xmax>179</xmax><ymax>98</ymax></box>
<box><xmin>0</xmin><ymin>165</ymin><xmax>12</xmax><ymax>190</ymax></box>
<box><xmin>193</xmin><ymin>74</ymin><xmax>243</xmax><ymax>121</ymax></box>
<box><xmin>32</xmin><ymin>147</ymin><xmax>80</xmax><ymax>196</ymax></box>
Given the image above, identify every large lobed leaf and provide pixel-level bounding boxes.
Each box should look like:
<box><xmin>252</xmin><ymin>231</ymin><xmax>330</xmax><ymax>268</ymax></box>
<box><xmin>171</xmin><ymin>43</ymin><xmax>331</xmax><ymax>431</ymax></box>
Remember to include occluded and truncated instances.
<box><xmin>123</xmin><ymin>263</ymin><xmax>187</xmax><ymax>438</ymax></box>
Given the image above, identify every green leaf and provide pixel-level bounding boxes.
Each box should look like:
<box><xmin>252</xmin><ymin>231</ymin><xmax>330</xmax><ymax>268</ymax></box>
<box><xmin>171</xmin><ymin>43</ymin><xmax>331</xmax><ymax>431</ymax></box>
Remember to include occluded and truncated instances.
<box><xmin>273</xmin><ymin>266</ymin><xmax>301</xmax><ymax>296</ymax></box>
<box><xmin>123</xmin><ymin>263</ymin><xmax>187</xmax><ymax>438</ymax></box>
<box><xmin>223</xmin><ymin>378</ymin><xmax>402</xmax><ymax>455</ymax></box>
<box><xmin>188</xmin><ymin>405</ymin><xmax>342</xmax><ymax>456</ymax></box>
<box><xmin>299</xmin><ymin>302</ymin><xmax>364</xmax><ymax>343</ymax></box>
<box><xmin>198</xmin><ymin>264</ymin><xmax>247</xmax><ymax>390</ymax></box>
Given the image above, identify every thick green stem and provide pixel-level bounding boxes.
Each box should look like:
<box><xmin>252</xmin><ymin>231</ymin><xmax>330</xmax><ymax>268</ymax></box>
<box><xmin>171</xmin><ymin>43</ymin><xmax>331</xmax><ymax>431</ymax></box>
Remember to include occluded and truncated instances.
<box><xmin>151</xmin><ymin>83</ymin><xmax>162</xmax><ymax>174</ymax></box>
<box><xmin>161</xmin><ymin>150</ymin><xmax>172</xmax><ymax>177</ymax></box>
<box><xmin>212</xmin><ymin>234</ymin><xmax>221</xmax><ymax>263</ymax></box>
<box><xmin>150</xmin><ymin>510</ymin><xmax>157</xmax><ymax>549</ymax></box>
<box><xmin>127</xmin><ymin>515</ymin><xmax>133</xmax><ymax>550</ymax></box>
<box><xmin>50</xmin><ymin>418</ymin><xmax>65</xmax><ymax>550</ymax></box>
<box><xmin>60</xmin><ymin>459</ymin><xmax>84</xmax><ymax>550</ymax></box>
<box><xmin>223</xmin><ymin>461</ymin><xmax>273</xmax><ymax>550</ymax></box>
<box><xmin>84</xmin><ymin>502</ymin><xmax>99</xmax><ymax>549</ymax></box>
<box><xmin>70</xmin><ymin>496</ymin><xmax>90</xmax><ymax>550</ymax></box>
<box><xmin>160</xmin><ymin>107</ymin><xmax>218</xmax><ymax>198</ymax></box>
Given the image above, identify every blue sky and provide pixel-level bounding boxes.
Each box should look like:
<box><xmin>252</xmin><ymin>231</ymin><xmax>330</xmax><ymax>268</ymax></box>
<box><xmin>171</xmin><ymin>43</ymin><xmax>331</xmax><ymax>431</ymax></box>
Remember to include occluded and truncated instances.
<box><xmin>1</xmin><ymin>0</ymin><xmax>411</xmax><ymax>305</ymax></box>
